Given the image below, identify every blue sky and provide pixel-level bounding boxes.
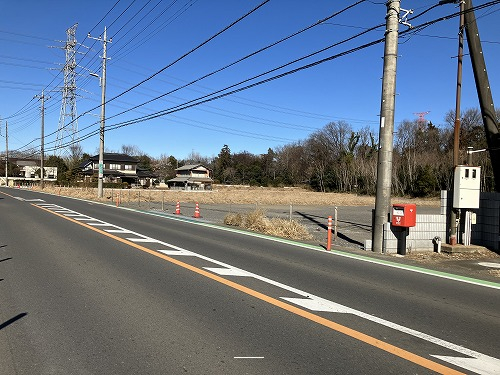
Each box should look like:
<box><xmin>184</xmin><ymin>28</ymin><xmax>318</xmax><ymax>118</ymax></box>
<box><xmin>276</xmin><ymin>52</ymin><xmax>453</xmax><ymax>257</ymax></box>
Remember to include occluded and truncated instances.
<box><xmin>0</xmin><ymin>0</ymin><xmax>499</xmax><ymax>160</ymax></box>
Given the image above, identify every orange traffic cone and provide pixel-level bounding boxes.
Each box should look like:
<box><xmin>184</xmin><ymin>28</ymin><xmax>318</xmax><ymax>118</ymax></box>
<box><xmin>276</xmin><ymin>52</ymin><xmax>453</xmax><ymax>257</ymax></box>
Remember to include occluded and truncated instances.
<box><xmin>193</xmin><ymin>203</ymin><xmax>200</xmax><ymax>218</ymax></box>
<box><xmin>175</xmin><ymin>201</ymin><xmax>181</xmax><ymax>215</ymax></box>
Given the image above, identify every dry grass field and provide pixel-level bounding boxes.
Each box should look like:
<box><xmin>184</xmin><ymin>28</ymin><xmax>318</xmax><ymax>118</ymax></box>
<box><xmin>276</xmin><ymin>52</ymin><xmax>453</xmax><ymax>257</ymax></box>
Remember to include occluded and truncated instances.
<box><xmin>33</xmin><ymin>185</ymin><xmax>440</xmax><ymax>207</ymax></box>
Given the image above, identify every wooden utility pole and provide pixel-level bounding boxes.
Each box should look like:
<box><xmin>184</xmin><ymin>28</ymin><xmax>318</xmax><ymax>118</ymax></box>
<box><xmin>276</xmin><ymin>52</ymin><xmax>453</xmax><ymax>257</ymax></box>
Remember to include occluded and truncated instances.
<box><xmin>373</xmin><ymin>0</ymin><xmax>401</xmax><ymax>253</ymax></box>
<box><xmin>463</xmin><ymin>0</ymin><xmax>500</xmax><ymax>190</ymax></box>
<box><xmin>450</xmin><ymin>0</ymin><xmax>465</xmax><ymax>245</ymax></box>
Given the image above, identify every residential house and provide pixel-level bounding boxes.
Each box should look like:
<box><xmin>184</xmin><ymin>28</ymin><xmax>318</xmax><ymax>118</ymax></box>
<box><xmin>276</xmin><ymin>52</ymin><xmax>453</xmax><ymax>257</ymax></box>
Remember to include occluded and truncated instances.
<box><xmin>167</xmin><ymin>164</ymin><xmax>213</xmax><ymax>190</ymax></box>
<box><xmin>3</xmin><ymin>158</ymin><xmax>57</xmax><ymax>186</ymax></box>
<box><xmin>80</xmin><ymin>153</ymin><xmax>157</xmax><ymax>188</ymax></box>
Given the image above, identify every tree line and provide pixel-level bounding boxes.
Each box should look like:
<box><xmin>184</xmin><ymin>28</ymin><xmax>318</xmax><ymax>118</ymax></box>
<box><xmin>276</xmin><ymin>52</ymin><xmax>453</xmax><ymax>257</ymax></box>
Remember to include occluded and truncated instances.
<box><xmin>206</xmin><ymin>107</ymin><xmax>499</xmax><ymax>196</ymax></box>
<box><xmin>2</xmin><ymin>107</ymin><xmax>498</xmax><ymax>197</ymax></box>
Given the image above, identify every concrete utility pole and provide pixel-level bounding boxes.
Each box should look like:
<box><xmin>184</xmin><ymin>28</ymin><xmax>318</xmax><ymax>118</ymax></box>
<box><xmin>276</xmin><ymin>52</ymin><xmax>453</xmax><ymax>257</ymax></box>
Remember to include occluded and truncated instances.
<box><xmin>35</xmin><ymin>91</ymin><xmax>48</xmax><ymax>189</ymax></box>
<box><xmin>450</xmin><ymin>0</ymin><xmax>465</xmax><ymax>246</ymax></box>
<box><xmin>88</xmin><ymin>27</ymin><xmax>111</xmax><ymax>198</ymax></box>
<box><xmin>373</xmin><ymin>0</ymin><xmax>401</xmax><ymax>253</ymax></box>
<box><xmin>4</xmin><ymin>120</ymin><xmax>7</xmax><ymax>187</ymax></box>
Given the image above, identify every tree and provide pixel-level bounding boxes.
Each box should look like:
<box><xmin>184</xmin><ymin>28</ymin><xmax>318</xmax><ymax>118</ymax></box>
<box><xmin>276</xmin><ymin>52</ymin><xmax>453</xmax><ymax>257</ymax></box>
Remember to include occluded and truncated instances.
<box><xmin>66</xmin><ymin>143</ymin><xmax>84</xmax><ymax>169</ymax></box>
<box><xmin>151</xmin><ymin>154</ymin><xmax>178</xmax><ymax>182</ymax></box>
<box><xmin>274</xmin><ymin>142</ymin><xmax>307</xmax><ymax>186</ymax></box>
<box><xmin>136</xmin><ymin>154</ymin><xmax>152</xmax><ymax>171</ymax></box>
<box><xmin>214</xmin><ymin>145</ymin><xmax>232</xmax><ymax>183</ymax></box>
<box><xmin>121</xmin><ymin>144</ymin><xmax>143</xmax><ymax>156</ymax></box>
<box><xmin>45</xmin><ymin>155</ymin><xmax>69</xmax><ymax>184</ymax></box>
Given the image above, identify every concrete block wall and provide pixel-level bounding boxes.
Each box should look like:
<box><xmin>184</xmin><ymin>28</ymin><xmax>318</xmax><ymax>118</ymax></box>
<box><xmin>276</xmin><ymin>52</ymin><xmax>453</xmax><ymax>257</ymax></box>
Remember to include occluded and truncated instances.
<box><xmin>473</xmin><ymin>192</ymin><xmax>500</xmax><ymax>251</ymax></box>
<box><xmin>362</xmin><ymin>191</ymin><xmax>499</xmax><ymax>253</ymax></box>
<box><xmin>382</xmin><ymin>214</ymin><xmax>447</xmax><ymax>254</ymax></box>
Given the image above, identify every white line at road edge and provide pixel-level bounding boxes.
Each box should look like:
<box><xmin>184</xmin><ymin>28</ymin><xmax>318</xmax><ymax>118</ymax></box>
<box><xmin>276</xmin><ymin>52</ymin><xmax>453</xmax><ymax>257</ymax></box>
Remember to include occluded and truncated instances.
<box><xmin>8</xmin><ymin>187</ymin><xmax>500</xmax><ymax>290</ymax></box>
<box><xmin>134</xmin><ymin>208</ymin><xmax>500</xmax><ymax>291</ymax></box>
<box><xmin>34</xmin><ymin>201</ymin><xmax>500</xmax><ymax>375</ymax></box>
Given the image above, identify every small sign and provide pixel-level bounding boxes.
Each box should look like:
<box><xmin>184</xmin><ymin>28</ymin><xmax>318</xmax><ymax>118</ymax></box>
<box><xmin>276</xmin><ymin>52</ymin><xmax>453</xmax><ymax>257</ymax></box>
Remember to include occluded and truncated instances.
<box><xmin>99</xmin><ymin>163</ymin><xmax>103</xmax><ymax>178</ymax></box>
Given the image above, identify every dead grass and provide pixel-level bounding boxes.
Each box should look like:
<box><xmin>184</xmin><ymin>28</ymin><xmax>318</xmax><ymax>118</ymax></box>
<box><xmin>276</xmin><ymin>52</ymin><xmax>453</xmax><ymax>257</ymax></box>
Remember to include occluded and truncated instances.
<box><xmin>33</xmin><ymin>185</ymin><xmax>440</xmax><ymax>207</ymax></box>
<box><xmin>224</xmin><ymin>209</ymin><xmax>313</xmax><ymax>241</ymax></box>
<box><xmin>404</xmin><ymin>248</ymin><xmax>500</xmax><ymax>262</ymax></box>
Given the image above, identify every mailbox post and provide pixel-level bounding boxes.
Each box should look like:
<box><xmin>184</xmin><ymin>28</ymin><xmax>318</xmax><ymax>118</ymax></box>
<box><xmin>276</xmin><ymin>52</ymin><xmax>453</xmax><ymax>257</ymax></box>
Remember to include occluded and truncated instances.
<box><xmin>391</xmin><ymin>204</ymin><xmax>416</xmax><ymax>255</ymax></box>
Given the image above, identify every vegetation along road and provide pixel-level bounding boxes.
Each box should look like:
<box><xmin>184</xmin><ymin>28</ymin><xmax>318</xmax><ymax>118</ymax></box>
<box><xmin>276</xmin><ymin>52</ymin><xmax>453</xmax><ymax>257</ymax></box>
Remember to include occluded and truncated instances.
<box><xmin>1</xmin><ymin>187</ymin><xmax>499</xmax><ymax>374</ymax></box>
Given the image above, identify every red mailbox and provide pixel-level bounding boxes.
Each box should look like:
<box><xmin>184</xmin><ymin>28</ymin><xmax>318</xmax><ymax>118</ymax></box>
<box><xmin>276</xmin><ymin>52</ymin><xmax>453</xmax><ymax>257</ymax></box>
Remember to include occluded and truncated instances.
<box><xmin>391</xmin><ymin>204</ymin><xmax>416</xmax><ymax>227</ymax></box>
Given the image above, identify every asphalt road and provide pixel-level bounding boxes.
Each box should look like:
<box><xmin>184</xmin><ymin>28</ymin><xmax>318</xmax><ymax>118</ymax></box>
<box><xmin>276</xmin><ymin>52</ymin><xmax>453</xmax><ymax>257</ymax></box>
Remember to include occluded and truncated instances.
<box><xmin>119</xmin><ymin>199</ymin><xmax>441</xmax><ymax>249</ymax></box>
<box><xmin>1</xmin><ymin>187</ymin><xmax>499</xmax><ymax>374</ymax></box>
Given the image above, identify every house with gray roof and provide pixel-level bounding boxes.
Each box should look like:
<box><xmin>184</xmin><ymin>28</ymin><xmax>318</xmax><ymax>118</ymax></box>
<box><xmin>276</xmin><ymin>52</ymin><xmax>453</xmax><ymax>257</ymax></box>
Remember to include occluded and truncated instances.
<box><xmin>80</xmin><ymin>153</ymin><xmax>157</xmax><ymax>188</ymax></box>
<box><xmin>167</xmin><ymin>164</ymin><xmax>213</xmax><ymax>190</ymax></box>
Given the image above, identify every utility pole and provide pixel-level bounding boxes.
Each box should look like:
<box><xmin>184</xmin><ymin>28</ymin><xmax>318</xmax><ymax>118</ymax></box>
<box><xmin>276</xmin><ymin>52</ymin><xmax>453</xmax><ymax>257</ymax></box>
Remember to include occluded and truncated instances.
<box><xmin>4</xmin><ymin>120</ymin><xmax>7</xmax><ymax>187</ymax></box>
<box><xmin>450</xmin><ymin>0</ymin><xmax>465</xmax><ymax>246</ymax></box>
<box><xmin>463</xmin><ymin>0</ymin><xmax>500</xmax><ymax>189</ymax></box>
<box><xmin>35</xmin><ymin>91</ymin><xmax>48</xmax><ymax>189</ymax></box>
<box><xmin>373</xmin><ymin>0</ymin><xmax>401</xmax><ymax>253</ymax></box>
<box><xmin>88</xmin><ymin>26</ymin><xmax>111</xmax><ymax>198</ymax></box>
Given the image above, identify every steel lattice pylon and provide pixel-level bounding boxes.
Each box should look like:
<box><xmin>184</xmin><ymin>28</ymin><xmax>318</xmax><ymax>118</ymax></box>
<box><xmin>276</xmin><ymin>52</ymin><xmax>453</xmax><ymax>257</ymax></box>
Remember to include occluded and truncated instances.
<box><xmin>55</xmin><ymin>23</ymin><xmax>79</xmax><ymax>158</ymax></box>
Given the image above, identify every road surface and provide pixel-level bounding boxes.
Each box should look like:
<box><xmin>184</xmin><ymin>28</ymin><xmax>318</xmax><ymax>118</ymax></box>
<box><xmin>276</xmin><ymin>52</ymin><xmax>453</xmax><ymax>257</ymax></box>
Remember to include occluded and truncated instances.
<box><xmin>1</xmin><ymin>187</ymin><xmax>499</xmax><ymax>374</ymax></box>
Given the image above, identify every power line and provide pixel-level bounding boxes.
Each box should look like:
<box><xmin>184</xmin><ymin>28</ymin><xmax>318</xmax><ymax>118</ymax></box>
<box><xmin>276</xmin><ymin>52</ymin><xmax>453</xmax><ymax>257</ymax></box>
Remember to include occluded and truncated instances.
<box><xmin>107</xmin><ymin>0</ymin><xmax>271</xmax><ymax>106</ymax></box>
<box><xmin>11</xmin><ymin>0</ymin><xmax>499</xmax><ymax>155</ymax></box>
<box><xmin>95</xmin><ymin>1</ymin><xmax>375</xmax><ymax>129</ymax></box>
<box><xmin>26</xmin><ymin>0</ymin><xmax>271</xmax><ymax>150</ymax></box>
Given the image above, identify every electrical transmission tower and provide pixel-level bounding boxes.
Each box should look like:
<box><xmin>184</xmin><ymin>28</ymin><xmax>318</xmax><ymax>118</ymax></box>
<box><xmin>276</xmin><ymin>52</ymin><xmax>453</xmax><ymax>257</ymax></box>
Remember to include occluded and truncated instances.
<box><xmin>413</xmin><ymin>111</ymin><xmax>430</xmax><ymax>124</ymax></box>
<box><xmin>55</xmin><ymin>23</ymin><xmax>79</xmax><ymax>158</ymax></box>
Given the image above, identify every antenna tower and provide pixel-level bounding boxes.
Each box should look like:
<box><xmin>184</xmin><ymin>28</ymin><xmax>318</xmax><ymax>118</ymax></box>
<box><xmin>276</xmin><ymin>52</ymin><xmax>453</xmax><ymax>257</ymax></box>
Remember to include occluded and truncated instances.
<box><xmin>413</xmin><ymin>111</ymin><xmax>430</xmax><ymax>124</ymax></box>
<box><xmin>55</xmin><ymin>23</ymin><xmax>79</xmax><ymax>157</ymax></box>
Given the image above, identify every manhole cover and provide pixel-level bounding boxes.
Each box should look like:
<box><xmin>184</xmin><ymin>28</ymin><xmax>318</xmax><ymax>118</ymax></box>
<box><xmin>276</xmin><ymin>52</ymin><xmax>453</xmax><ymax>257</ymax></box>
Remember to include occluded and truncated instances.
<box><xmin>477</xmin><ymin>262</ymin><xmax>500</xmax><ymax>269</ymax></box>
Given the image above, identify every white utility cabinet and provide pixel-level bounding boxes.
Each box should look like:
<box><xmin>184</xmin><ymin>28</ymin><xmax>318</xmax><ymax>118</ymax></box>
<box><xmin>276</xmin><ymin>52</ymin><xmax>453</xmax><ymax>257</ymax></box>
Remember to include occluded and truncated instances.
<box><xmin>453</xmin><ymin>166</ymin><xmax>481</xmax><ymax>209</ymax></box>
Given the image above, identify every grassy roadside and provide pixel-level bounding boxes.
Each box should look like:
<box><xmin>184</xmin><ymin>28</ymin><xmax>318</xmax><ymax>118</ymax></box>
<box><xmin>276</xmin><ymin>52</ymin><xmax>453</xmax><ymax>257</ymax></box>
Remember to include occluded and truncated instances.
<box><xmin>31</xmin><ymin>185</ymin><xmax>440</xmax><ymax>207</ymax></box>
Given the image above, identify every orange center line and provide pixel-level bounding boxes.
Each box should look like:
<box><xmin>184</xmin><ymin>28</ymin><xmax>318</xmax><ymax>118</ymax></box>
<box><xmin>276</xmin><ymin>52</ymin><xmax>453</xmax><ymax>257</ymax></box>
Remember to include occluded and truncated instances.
<box><xmin>32</xmin><ymin>203</ymin><xmax>465</xmax><ymax>375</ymax></box>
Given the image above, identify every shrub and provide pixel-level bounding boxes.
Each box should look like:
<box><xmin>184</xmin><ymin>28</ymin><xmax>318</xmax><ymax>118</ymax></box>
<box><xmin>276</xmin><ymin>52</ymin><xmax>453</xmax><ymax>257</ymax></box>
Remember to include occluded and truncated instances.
<box><xmin>224</xmin><ymin>209</ymin><xmax>312</xmax><ymax>241</ymax></box>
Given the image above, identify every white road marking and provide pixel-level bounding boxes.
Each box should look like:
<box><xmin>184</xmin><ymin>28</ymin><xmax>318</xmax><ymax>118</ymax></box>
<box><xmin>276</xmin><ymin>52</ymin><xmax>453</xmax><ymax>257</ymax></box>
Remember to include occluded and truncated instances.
<box><xmin>431</xmin><ymin>355</ymin><xmax>500</xmax><ymax>375</ymax></box>
<box><xmin>234</xmin><ymin>357</ymin><xmax>264</xmax><ymax>359</ymax></box>
<box><xmin>478</xmin><ymin>262</ymin><xmax>500</xmax><ymax>269</ymax></box>
<box><xmin>204</xmin><ymin>267</ymin><xmax>254</xmax><ymax>277</ymax></box>
<box><xmin>36</xmin><ymin>202</ymin><xmax>500</xmax><ymax>374</ymax></box>
<box><xmin>159</xmin><ymin>249</ymin><xmax>196</xmax><ymax>256</ymax></box>
<box><xmin>126</xmin><ymin>238</ymin><xmax>160</xmax><ymax>243</ymax></box>
<box><xmin>282</xmin><ymin>297</ymin><xmax>356</xmax><ymax>313</ymax></box>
